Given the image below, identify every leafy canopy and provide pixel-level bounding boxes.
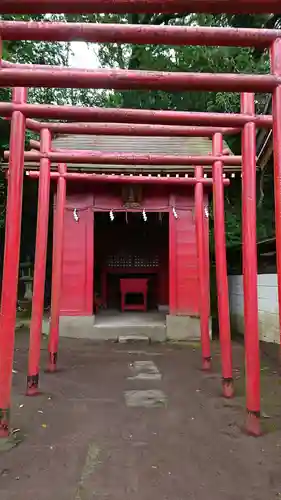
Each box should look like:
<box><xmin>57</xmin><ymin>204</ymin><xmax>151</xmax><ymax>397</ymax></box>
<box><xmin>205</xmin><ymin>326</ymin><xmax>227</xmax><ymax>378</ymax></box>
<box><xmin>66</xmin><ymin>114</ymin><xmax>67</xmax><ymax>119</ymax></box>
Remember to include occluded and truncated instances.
<box><xmin>0</xmin><ymin>12</ymin><xmax>276</xmax><ymax>242</ymax></box>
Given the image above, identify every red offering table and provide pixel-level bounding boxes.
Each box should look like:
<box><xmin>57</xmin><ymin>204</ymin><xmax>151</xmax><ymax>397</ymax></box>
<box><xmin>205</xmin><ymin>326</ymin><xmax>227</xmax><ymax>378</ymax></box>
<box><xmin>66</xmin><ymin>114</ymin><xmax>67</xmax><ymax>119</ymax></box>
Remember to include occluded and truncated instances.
<box><xmin>101</xmin><ymin>266</ymin><xmax>158</xmax><ymax>309</ymax></box>
<box><xmin>120</xmin><ymin>278</ymin><xmax>149</xmax><ymax>312</ymax></box>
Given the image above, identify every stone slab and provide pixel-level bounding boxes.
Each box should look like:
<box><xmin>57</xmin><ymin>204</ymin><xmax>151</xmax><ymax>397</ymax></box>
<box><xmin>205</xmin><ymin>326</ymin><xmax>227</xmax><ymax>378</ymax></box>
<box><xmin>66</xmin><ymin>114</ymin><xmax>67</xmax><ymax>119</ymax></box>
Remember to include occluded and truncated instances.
<box><xmin>127</xmin><ymin>360</ymin><xmax>162</xmax><ymax>380</ymax></box>
<box><xmin>119</xmin><ymin>335</ymin><xmax>150</xmax><ymax>343</ymax></box>
<box><xmin>59</xmin><ymin>316</ymin><xmax>96</xmax><ymax>339</ymax></box>
<box><xmin>124</xmin><ymin>389</ymin><xmax>167</xmax><ymax>408</ymax></box>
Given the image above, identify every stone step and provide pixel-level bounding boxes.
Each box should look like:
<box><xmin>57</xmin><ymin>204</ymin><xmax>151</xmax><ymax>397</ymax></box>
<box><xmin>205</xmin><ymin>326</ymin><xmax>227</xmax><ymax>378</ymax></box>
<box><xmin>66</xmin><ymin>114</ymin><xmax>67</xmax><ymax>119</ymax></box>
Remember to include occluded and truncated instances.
<box><xmin>92</xmin><ymin>324</ymin><xmax>166</xmax><ymax>342</ymax></box>
<box><xmin>118</xmin><ymin>334</ymin><xmax>150</xmax><ymax>343</ymax></box>
<box><xmin>59</xmin><ymin>315</ymin><xmax>167</xmax><ymax>342</ymax></box>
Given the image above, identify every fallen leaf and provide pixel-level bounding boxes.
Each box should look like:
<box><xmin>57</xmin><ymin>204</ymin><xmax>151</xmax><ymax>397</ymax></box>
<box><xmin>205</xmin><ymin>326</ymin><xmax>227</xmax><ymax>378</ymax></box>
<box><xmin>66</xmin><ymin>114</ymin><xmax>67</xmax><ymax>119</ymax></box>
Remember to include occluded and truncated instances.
<box><xmin>261</xmin><ymin>412</ymin><xmax>271</xmax><ymax>419</ymax></box>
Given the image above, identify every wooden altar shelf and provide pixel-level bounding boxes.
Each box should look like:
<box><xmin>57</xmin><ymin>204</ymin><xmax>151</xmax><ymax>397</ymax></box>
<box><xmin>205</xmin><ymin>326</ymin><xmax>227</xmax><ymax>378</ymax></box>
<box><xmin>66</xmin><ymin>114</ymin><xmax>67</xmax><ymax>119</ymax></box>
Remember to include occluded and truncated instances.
<box><xmin>101</xmin><ymin>266</ymin><xmax>159</xmax><ymax>309</ymax></box>
<box><xmin>120</xmin><ymin>278</ymin><xmax>149</xmax><ymax>312</ymax></box>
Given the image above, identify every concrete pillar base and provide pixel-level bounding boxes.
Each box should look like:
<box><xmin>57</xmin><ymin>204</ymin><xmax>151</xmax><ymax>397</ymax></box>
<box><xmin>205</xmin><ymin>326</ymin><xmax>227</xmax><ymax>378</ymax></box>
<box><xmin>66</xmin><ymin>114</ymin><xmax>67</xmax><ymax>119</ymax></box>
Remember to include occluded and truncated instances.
<box><xmin>166</xmin><ymin>314</ymin><xmax>201</xmax><ymax>341</ymax></box>
<box><xmin>59</xmin><ymin>315</ymin><xmax>95</xmax><ymax>338</ymax></box>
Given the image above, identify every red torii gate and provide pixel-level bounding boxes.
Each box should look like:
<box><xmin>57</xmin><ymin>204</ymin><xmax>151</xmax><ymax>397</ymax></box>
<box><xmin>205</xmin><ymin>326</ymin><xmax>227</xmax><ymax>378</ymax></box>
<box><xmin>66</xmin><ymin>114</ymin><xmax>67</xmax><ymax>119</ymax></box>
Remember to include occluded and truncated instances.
<box><xmin>1</xmin><ymin>0</ymin><xmax>281</xmax><ymax>14</ymax></box>
<box><xmin>0</xmin><ymin>102</ymin><xmax>273</xmax><ymax>127</ymax></box>
<box><xmin>0</xmin><ymin>3</ymin><xmax>281</xmax><ymax>438</ymax></box>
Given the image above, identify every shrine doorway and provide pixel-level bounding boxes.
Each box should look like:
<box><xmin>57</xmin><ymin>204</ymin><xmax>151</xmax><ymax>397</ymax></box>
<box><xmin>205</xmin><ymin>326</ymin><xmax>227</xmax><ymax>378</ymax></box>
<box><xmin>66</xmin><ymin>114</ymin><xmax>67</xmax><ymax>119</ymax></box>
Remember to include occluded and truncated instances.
<box><xmin>94</xmin><ymin>211</ymin><xmax>169</xmax><ymax>313</ymax></box>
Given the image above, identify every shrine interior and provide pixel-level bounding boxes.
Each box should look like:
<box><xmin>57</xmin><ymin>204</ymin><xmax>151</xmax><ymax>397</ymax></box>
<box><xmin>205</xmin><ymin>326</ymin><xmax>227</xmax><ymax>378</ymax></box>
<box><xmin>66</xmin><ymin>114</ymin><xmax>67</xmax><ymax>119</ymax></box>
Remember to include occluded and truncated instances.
<box><xmin>94</xmin><ymin>211</ymin><xmax>169</xmax><ymax>313</ymax></box>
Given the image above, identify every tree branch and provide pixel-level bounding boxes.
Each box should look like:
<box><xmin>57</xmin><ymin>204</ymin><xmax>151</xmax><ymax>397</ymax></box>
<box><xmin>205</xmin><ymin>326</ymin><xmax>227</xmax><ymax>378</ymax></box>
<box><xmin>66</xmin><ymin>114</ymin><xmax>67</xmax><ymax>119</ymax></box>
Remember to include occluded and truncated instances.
<box><xmin>149</xmin><ymin>13</ymin><xmax>188</xmax><ymax>25</ymax></box>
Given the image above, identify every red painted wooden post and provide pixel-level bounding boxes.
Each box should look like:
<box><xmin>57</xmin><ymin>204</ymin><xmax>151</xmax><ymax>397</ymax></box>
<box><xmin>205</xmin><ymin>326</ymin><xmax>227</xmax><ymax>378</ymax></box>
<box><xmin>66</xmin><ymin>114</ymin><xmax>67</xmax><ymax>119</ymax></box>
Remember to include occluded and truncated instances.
<box><xmin>204</xmin><ymin>198</ymin><xmax>211</xmax><ymax>335</ymax></box>
<box><xmin>29</xmin><ymin>138</ymin><xmax>41</xmax><ymax>150</ymax></box>
<box><xmin>30</xmin><ymin>122</ymin><xmax>240</xmax><ymax>137</ymax></box>
<box><xmin>0</xmin><ymin>88</ymin><xmax>26</xmax><ymax>436</ymax></box>
<box><xmin>92</xmin><ymin>210</ymin><xmax>95</xmax><ymax>314</ymax></box>
<box><xmin>0</xmin><ymin>66</ymin><xmax>277</xmax><ymax>93</ymax></box>
<box><xmin>26</xmin><ymin>128</ymin><xmax>51</xmax><ymax>395</ymax></box>
<box><xmin>169</xmin><ymin>195</ymin><xmax>177</xmax><ymax>314</ymax></box>
<box><xmin>212</xmin><ymin>133</ymin><xmax>234</xmax><ymax>398</ymax></box>
<box><xmin>0</xmin><ymin>101</ymin><xmax>272</xmax><ymax>128</ymax></box>
<box><xmin>241</xmin><ymin>93</ymin><xmax>261</xmax><ymax>436</ymax></box>
<box><xmin>1</xmin><ymin>1</ymin><xmax>281</xmax><ymax>16</ymax></box>
<box><xmin>271</xmin><ymin>40</ymin><xmax>281</xmax><ymax>352</ymax></box>
<box><xmin>195</xmin><ymin>166</ymin><xmax>211</xmax><ymax>370</ymax></box>
<box><xmin>1</xmin><ymin>21</ymin><xmax>281</xmax><ymax>48</ymax></box>
<box><xmin>0</xmin><ymin>102</ymin><xmax>273</xmax><ymax>128</ymax></box>
<box><xmin>27</xmin><ymin>171</ymin><xmax>231</xmax><ymax>186</ymax></box>
<box><xmin>48</xmin><ymin>164</ymin><xmax>67</xmax><ymax>372</ymax></box>
<box><xmin>7</xmin><ymin>150</ymin><xmax>242</xmax><ymax>167</ymax></box>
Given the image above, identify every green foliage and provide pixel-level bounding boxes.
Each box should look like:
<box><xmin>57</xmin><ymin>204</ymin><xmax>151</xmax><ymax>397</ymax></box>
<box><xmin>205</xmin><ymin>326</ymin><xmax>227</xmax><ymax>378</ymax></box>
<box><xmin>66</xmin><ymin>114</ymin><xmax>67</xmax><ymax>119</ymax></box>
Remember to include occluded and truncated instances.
<box><xmin>0</xmin><ymin>14</ymin><xmax>105</xmax><ymax>226</ymax></box>
<box><xmin>87</xmin><ymin>12</ymin><xmax>274</xmax><ymax>247</ymax></box>
<box><xmin>209</xmin><ymin>171</ymin><xmax>275</xmax><ymax>250</ymax></box>
<box><xmin>91</xmin><ymin>12</ymin><xmax>269</xmax><ymax>117</ymax></box>
<box><xmin>0</xmin><ymin>12</ymin><xmax>277</xmax><ymax>242</ymax></box>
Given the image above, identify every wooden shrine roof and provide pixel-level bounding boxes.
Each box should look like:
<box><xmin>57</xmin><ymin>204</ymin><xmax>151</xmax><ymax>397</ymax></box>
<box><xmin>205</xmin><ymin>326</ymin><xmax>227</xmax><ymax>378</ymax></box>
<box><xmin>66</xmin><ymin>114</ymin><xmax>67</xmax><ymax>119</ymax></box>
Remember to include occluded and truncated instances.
<box><xmin>2</xmin><ymin>132</ymin><xmax>240</xmax><ymax>175</ymax></box>
<box><xmin>20</xmin><ymin>133</ymin><xmax>239</xmax><ymax>175</ymax></box>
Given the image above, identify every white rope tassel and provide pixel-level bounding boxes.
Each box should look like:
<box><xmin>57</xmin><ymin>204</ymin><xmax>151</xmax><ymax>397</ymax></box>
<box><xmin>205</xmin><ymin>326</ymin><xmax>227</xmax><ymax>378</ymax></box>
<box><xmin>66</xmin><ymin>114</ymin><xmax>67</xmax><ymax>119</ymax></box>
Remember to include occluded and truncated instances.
<box><xmin>172</xmin><ymin>207</ymin><xmax>178</xmax><ymax>219</ymax></box>
<box><xmin>142</xmin><ymin>209</ymin><xmax>147</xmax><ymax>222</ymax></box>
<box><xmin>73</xmin><ymin>208</ymin><xmax>79</xmax><ymax>222</ymax></box>
<box><xmin>109</xmin><ymin>210</ymin><xmax>114</xmax><ymax>221</ymax></box>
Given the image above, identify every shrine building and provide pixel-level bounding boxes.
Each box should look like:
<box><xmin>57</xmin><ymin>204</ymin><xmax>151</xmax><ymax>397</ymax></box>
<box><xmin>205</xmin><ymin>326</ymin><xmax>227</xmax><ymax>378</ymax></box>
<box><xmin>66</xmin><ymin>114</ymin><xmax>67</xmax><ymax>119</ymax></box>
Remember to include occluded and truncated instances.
<box><xmin>26</xmin><ymin>134</ymin><xmax>237</xmax><ymax>341</ymax></box>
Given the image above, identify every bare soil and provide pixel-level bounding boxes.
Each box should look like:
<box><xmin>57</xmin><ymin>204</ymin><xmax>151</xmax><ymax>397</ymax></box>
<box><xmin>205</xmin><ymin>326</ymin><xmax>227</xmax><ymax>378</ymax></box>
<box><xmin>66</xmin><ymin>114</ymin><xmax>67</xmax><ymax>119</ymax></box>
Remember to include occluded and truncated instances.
<box><xmin>0</xmin><ymin>332</ymin><xmax>281</xmax><ymax>499</ymax></box>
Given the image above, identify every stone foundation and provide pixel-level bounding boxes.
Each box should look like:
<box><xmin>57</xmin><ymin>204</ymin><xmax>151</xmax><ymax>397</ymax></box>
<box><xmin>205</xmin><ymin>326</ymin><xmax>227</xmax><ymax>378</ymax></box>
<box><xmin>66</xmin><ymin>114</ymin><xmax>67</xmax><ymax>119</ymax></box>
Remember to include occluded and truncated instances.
<box><xmin>59</xmin><ymin>315</ymin><xmax>95</xmax><ymax>339</ymax></box>
<box><xmin>57</xmin><ymin>313</ymin><xmax>210</xmax><ymax>343</ymax></box>
<box><xmin>58</xmin><ymin>313</ymin><xmax>166</xmax><ymax>341</ymax></box>
<box><xmin>166</xmin><ymin>314</ymin><xmax>202</xmax><ymax>341</ymax></box>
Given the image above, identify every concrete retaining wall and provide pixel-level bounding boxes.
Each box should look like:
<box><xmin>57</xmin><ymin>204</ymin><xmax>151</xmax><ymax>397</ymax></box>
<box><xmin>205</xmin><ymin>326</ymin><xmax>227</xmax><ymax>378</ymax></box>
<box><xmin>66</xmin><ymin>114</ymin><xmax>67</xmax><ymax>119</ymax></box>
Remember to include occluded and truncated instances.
<box><xmin>228</xmin><ymin>274</ymin><xmax>280</xmax><ymax>344</ymax></box>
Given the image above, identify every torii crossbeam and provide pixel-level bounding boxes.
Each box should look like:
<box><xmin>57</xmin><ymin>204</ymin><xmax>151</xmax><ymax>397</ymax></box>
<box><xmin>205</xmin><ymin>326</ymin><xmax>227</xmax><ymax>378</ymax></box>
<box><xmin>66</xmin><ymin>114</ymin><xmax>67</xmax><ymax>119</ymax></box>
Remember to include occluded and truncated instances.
<box><xmin>0</xmin><ymin>5</ymin><xmax>281</xmax><ymax>439</ymax></box>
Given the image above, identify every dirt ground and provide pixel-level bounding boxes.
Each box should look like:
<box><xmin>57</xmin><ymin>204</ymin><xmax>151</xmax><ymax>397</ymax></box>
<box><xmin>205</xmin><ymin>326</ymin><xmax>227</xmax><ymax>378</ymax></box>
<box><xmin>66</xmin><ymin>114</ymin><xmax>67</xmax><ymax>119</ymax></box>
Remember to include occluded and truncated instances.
<box><xmin>1</xmin><ymin>332</ymin><xmax>281</xmax><ymax>500</ymax></box>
